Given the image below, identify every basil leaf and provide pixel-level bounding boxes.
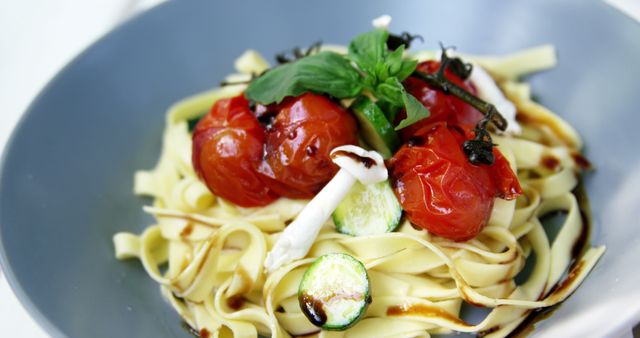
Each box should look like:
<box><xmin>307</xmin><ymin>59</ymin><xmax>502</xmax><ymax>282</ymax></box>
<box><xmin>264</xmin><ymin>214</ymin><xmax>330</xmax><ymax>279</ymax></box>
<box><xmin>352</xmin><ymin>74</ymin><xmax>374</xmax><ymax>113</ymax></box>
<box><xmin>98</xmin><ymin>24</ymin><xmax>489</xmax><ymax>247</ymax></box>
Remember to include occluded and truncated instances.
<box><xmin>395</xmin><ymin>92</ymin><xmax>431</xmax><ymax>130</ymax></box>
<box><xmin>375</xmin><ymin>78</ymin><xmax>404</xmax><ymax>106</ymax></box>
<box><xmin>376</xmin><ymin>77</ymin><xmax>429</xmax><ymax>129</ymax></box>
<box><xmin>384</xmin><ymin>45</ymin><xmax>418</xmax><ymax>81</ymax></box>
<box><xmin>348</xmin><ymin>29</ymin><xmax>389</xmax><ymax>76</ymax></box>
<box><xmin>384</xmin><ymin>45</ymin><xmax>405</xmax><ymax>79</ymax></box>
<box><xmin>349</xmin><ymin>29</ymin><xmax>417</xmax><ymax>84</ymax></box>
<box><xmin>395</xmin><ymin>58</ymin><xmax>418</xmax><ymax>81</ymax></box>
<box><xmin>245</xmin><ymin>51</ymin><xmax>363</xmax><ymax>104</ymax></box>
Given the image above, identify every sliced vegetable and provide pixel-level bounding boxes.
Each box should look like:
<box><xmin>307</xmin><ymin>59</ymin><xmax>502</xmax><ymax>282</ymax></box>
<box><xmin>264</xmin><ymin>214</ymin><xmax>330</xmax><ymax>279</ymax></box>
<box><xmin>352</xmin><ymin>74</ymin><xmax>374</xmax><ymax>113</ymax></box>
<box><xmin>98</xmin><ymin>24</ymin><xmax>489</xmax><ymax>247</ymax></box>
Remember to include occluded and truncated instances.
<box><xmin>350</xmin><ymin>96</ymin><xmax>401</xmax><ymax>158</ymax></box>
<box><xmin>333</xmin><ymin>180</ymin><xmax>401</xmax><ymax>236</ymax></box>
<box><xmin>298</xmin><ymin>253</ymin><xmax>371</xmax><ymax>330</ymax></box>
<box><xmin>264</xmin><ymin>145</ymin><xmax>387</xmax><ymax>273</ymax></box>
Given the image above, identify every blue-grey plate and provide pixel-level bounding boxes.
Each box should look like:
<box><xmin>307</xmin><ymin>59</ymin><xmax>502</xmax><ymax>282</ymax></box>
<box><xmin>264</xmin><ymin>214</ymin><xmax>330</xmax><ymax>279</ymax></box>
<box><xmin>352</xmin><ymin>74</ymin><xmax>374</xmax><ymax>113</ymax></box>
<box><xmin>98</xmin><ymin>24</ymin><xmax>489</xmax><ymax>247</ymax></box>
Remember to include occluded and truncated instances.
<box><xmin>1</xmin><ymin>0</ymin><xmax>640</xmax><ymax>337</ymax></box>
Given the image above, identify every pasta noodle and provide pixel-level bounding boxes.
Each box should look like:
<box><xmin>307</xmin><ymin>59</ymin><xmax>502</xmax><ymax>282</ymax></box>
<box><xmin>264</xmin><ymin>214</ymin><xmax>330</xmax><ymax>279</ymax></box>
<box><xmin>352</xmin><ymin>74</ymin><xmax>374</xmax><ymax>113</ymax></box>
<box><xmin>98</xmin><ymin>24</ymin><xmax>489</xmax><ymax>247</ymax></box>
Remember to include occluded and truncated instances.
<box><xmin>114</xmin><ymin>46</ymin><xmax>604</xmax><ymax>338</ymax></box>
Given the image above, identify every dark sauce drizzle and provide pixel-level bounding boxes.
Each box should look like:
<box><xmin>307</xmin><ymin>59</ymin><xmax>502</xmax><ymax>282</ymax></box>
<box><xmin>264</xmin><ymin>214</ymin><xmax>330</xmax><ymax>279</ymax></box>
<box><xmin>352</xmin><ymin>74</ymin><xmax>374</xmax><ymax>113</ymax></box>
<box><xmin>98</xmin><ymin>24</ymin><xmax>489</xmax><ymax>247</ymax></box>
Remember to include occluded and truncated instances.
<box><xmin>299</xmin><ymin>293</ymin><xmax>327</xmax><ymax>327</ymax></box>
<box><xmin>387</xmin><ymin>303</ymin><xmax>468</xmax><ymax>326</ymax></box>
<box><xmin>199</xmin><ymin>328</ymin><xmax>211</xmax><ymax>338</ymax></box>
<box><xmin>181</xmin><ymin>322</ymin><xmax>200</xmax><ymax>337</ymax></box>
<box><xmin>180</xmin><ymin>323</ymin><xmax>211</xmax><ymax>338</ymax></box>
<box><xmin>540</xmin><ymin>155</ymin><xmax>561</xmax><ymax>171</ymax></box>
<box><xmin>499</xmin><ymin>181</ymin><xmax>593</xmax><ymax>338</ymax></box>
<box><xmin>226</xmin><ymin>294</ymin><xmax>245</xmax><ymax>311</ymax></box>
<box><xmin>571</xmin><ymin>152</ymin><xmax>593</xmax><ymax>170</ymax></box>
<box><xmin>331</xmin><ymin>150</ymin><xmax>376</xmax><ymax>169</ymax></box>
<box><xmin>293</xmin><ymin>331</ymin><xmax>322</xmax><ymax>338</ymax></box>
<box><xmin>477</xmin><ymin>325</ymin><xmax>502</xmax><ymax>337</ymax></box>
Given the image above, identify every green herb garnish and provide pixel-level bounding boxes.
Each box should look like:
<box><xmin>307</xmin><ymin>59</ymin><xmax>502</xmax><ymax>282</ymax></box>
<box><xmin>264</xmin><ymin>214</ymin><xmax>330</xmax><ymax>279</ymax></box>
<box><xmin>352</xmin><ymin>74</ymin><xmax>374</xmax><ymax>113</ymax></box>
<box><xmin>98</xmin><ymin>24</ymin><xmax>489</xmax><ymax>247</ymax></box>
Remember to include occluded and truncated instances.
<box><xmin>243</xmin><ymin>29</ymin><xmax>508</xmax><ymax>165</ymax></box>
<box><xmin>396</xmin><ymin>89</ymin><xmax>430</xmax><ymax>130</ymax></box>
<box><xmin>245</xmin><ymin>51</ymin><xmax>363</xmax><ymax>104</ymax></box>
<box><xmin>245</xmin><ymin>29</ymin><xmax>430</xmax><ymax>129</ymax></box>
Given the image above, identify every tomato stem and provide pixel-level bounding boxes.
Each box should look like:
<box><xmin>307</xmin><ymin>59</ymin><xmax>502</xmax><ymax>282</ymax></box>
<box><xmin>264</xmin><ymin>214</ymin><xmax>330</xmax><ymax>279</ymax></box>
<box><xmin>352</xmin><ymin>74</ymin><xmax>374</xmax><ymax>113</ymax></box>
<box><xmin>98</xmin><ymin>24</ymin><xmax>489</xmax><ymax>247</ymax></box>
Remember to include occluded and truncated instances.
<box><xmin>412</xmin><ymin>74</ymin><xmax>507</xmax><ymax>131</ymax></box>
<box><xmin>386</xmin><ymin>32</ymin><xmax>424</xmax><ymax>50</ymax></box>
<box><xmin>411</xmin><ymin>47</ymin><xmax>509</xmax><ymax>165</ymax></box>
<box><xmin>275</xmin><ymin>41</ymin><xmax>323</xmax><ymax>64</ymax></box>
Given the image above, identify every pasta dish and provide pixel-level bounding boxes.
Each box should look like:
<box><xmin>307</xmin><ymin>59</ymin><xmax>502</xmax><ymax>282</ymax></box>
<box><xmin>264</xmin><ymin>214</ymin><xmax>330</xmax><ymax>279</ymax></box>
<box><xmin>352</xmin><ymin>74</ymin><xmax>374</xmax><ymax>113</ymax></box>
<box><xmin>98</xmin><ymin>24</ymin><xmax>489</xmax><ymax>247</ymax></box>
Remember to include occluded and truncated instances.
<box><xmin>113</xmin><ymin>17</ymin><xmax>605</xmax><ymax>338</ymax></box>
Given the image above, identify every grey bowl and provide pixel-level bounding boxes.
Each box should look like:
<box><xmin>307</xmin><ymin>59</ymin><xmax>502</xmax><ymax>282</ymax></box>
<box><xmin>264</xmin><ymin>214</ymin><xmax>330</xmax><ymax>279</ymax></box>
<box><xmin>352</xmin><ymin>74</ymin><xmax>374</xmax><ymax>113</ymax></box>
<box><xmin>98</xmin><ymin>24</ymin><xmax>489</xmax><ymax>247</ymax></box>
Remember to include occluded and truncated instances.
<box><xmin>1</xmin><ymin>0</ymin><xmax>640</xmax><ymax>337</ymax></box>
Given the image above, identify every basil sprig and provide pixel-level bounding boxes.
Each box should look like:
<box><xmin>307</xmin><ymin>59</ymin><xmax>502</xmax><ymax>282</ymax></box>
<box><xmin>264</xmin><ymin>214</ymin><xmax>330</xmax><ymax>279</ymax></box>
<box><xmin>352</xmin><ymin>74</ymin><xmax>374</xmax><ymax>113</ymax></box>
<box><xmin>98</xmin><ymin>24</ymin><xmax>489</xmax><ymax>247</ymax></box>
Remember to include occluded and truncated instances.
<box><xmin>245</xmin><ymin>29</ymin><xmax>431</xmax><ymax>130</ymax></box>
<box><xmin>245</xmin><ymin>51</ymin><xmax>362</xmax><ymax>104</ymax></box>
<box><xmin>348</xmin><ymin>29</ymin><xmax>416</xmax><ymax>87</ymax></box>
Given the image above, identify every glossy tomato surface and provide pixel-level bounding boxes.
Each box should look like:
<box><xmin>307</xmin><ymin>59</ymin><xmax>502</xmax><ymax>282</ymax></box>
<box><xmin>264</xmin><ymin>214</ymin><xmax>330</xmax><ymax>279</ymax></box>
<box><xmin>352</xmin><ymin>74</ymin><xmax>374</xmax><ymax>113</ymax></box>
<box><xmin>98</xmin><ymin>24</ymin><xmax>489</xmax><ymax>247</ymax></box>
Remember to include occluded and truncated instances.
<box><xmin>192</xmin><ymin>95</ymin><xmax>278</xmax><ymax>207</ymax></box>
<box><xmin>389</xmin><ymin>123</ymin><xmax>521</xmax><ymax>241</ymax></box>
<box><xmin>400</xmin><ymin>60</ymin><xmax>484</xmax><ymax>139</ymax></box>
<box><xmin>258</xmin><ymin>93</ymin><xmax>358</xmax><ymax>198</ymax></box>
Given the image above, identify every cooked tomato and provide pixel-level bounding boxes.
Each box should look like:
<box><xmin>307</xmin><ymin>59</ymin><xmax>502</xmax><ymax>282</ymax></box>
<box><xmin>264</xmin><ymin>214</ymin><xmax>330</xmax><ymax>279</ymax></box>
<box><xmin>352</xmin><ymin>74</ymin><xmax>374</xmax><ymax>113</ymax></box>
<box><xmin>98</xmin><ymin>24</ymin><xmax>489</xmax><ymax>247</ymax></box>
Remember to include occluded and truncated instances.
<box><xmin>389</xmin><ymin>122</ymin><xmax>521</xmax><ymax>241</ymax></box>
<box><xmin>399</xmin><ymin>60</ymin><xmax>484</xmax><ymax>139</ymax></box>
<box><xmin>192</xmin><ymin>94</ymin><xmax>278</xmax><ymax>207</ymax></box>
<box><xmin>258</xmin><ymin>93</ymin><xmax>358</xmax><ymax>198</ymax></box>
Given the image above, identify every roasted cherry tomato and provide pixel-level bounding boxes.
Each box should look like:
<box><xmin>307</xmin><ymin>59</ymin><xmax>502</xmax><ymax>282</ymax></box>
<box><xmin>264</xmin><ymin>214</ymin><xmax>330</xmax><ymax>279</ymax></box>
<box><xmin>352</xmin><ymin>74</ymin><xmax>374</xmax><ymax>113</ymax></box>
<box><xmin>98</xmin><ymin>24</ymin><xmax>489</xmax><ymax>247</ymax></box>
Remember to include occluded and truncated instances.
<box><xmin>192</xmin><ymin>94</ymin><xmax>278</xmax><ymax>207</ymax></box>
<box><xmin>389</xmin><ymin>123</ymin><xmax>521</xmax><ymax>241</ymax></box>
<box><xmin>258</xmin><ymin>93</ymin><xmax>358</xmax><ymax>198</ymax></box>
<box><xmin>399</xmin><ymin>60</ymin><xmax>484</xmax><ymax>139</ymax></box>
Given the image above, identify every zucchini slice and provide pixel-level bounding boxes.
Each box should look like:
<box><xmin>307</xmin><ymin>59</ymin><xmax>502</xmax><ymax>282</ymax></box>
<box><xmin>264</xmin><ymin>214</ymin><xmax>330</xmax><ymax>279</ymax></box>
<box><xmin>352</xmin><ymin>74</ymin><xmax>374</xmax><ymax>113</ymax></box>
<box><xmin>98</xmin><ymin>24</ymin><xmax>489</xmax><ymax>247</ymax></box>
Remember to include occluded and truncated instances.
<box><xmin>333</xmin><ymin>180</ymin><xmax>402</xmax><ymax>236</ymax></box>
<box><xmin>350</xmin><ymin>96</ymin><xmax>401</xmax><ymax>159</ymax></box>
<box><xmin>298</xmin><ymin>253</ymin><xmax>371</xmax><ymax>330</ymax></box>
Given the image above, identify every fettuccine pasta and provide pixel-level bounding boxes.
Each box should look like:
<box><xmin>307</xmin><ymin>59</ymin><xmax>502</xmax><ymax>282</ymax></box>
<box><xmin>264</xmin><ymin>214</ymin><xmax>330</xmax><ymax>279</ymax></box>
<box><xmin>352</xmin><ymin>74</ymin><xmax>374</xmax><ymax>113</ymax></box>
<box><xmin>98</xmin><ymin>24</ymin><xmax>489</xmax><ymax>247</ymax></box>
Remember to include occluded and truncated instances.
<box><xmin>114</xmin><ymin>45</ymin><xmax>604</xmax><ymax>338</ymax></box>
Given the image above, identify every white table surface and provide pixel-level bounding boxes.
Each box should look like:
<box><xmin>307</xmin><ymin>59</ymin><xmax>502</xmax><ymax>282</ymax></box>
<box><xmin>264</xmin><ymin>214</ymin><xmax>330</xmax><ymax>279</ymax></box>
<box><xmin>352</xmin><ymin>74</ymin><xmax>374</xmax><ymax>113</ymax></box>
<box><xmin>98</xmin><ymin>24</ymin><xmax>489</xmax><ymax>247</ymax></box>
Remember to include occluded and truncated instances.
<box><xmin>0</xmin><ymin>1</ymin><xmax>638</xmax><ymax>337</ymax></box>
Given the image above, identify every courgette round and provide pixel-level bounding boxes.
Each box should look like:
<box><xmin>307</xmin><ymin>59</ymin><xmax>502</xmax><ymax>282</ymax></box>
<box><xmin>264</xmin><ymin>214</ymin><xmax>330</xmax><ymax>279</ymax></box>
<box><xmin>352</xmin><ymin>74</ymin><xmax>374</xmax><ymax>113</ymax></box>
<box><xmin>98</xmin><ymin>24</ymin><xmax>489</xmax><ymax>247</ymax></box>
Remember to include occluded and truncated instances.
<box><xmin>350</xmin><ymin>96</ymin><xmax>401</xmax><ymax>159</ymax></box>
<box><xmin>298</xmin><ymin>253</ymin><xmax>371</xmax><ymax>330</ymax></box>
<box><xmin>333</xmin><ymin>180</ymin><xmax>402</xmax><ymax>236</ymax></box>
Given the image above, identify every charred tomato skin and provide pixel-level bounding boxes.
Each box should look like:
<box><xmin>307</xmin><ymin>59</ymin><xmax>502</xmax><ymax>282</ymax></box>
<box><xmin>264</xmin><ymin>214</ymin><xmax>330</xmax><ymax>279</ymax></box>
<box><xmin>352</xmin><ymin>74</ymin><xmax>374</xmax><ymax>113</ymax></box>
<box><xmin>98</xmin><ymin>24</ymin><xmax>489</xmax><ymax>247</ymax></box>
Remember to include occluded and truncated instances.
<box><xmin>389</xmin><ymin>123</ymin><xmax>521</xmax><ymax>241</ymax></box>
<box><xmin>258</xmin><ymin>93</ymin><xmax>359</xmax><ymax>199</ymax></box>
<box><xmin>192</xmin><ymin>94</ymin><xmax>278</xmax><ymax>207</ymax></box>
